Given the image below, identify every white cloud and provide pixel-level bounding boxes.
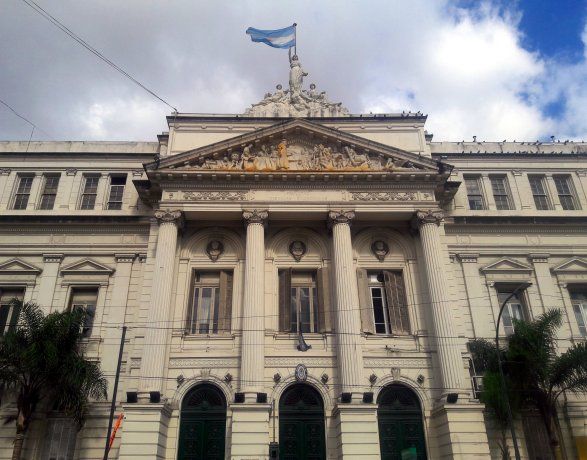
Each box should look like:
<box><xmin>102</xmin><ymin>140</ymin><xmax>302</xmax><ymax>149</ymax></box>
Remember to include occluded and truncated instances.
<box><xmin>1</xmin><ymin>1</ymin><xmax>586</xmax><ymax>141</ymax></box>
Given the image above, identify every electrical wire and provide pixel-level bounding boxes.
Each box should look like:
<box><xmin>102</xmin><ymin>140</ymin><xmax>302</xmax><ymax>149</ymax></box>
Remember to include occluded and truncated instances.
<box><xmin>20</xmin><ymin>0</ymin><xmax>178</xmax><ymax>113</ymax></box>
<box><xmin>0</xmin><ymin>97</ymin><xmax>53</xmax><ymax>139</ymax></box>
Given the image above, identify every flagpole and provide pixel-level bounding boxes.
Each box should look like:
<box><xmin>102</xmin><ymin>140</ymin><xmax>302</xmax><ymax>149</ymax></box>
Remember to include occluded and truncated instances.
<box><xmin>293</xmin><ymin>23</ymin><xmax>297</xmax><ymax>55</ymax></box>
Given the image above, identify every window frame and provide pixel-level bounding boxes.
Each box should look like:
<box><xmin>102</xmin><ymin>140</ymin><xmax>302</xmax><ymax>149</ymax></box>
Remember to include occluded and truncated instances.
<box><xmin>569</xmin><ymin>289</ymin><xmax>587</xmax><ymax>337</ymax></box>
<box><xmin>38</xmin><ymin>174</ymin><xmax>60</xmax><ymax>210</ymax></box>
<box><xmin>42</xmin><ymin>417</ymin><xmax>77</xmax><ymax>460</ymax></box>
<box><xmin>185</xmin><ymin>270</ymin><xmax>233</xmax><ymax>335</ymax></box>
<box><xmin>67</xmin><ymin>286</ymin><xmax>99</xmax><ymax>338</ymax></box>
<box><xmin>106</xmin><ymin>174</ymin><xmax>126</xmax><ymax>210</ymax></box>
<box><xmin>553</xmin><ymin>174</ymin><xmax>579</xmax><ymax>210</ymax></box>
<box><xmin>496</xmin><ymin>287</ymin><xmax>527</xmax><ymax>335</ymax></box>
<box><xmin>489</xmin><ymin>175</ymin><xmax>513</xmax><ymax>210</ymax></box>
<box><xmin>367</xmin><ymin>272</ymin><xmax>392</xmax><ymax>334</ymax></box>
<box><xmin>464</xmin><ymin>175</ymin><xmax>485</xmax><ymax>210</ymax></box>
<box><xmin>12</xmin><ymin>174</ymin><xmax>34</xmax><ymax>210</ymax></box>
<box><xmin>289</xmin><ymin>270</ymin><xmax>319</xmax><ymax>334</ymax></box>
<box><xmin>0</xmin><ymin>287</ymin><xmax>25</xmax><ymax>335</ymax></box>
<box><xmin>528</xmin><ymin>175</ymin><xmax>552</xmax><ymax>210</ymax></box>
<box><xmin>78</xmin><ymin>174</ymin><xmax>100</xmax><ymax>210</ymax></box>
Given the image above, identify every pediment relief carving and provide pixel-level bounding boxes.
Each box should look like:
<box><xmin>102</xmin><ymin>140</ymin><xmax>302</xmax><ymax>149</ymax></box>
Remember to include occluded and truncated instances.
<box><xmin>182</xmin><ymin>136</ymin><xmax>425</xmax><ymax>173</ymax></box>
<box><xmin>0</xmin><ymin>258</ymin><xmax>42</xmax><ymax>275</ymax></box>
<box><xmin>552</xmin><ymin>258</ymin><xmax>587</xmax><ymax>273</ymax></box>
<box><xmin>480</xmin><ymin>258</ymin><xmax>533</xmax><ymax>273</ymax></box>
<box><xmin>60</xmin><ymin>258</ymin><xmax>115</xmax><ymax>276</ymax></box>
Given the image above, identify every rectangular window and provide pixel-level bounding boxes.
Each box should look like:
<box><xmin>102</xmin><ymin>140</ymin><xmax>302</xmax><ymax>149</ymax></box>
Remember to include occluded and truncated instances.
<box><xmin>186</xmin><ymin>271</ymin><xmax>233</xmax><ymax>334</ymax></box>
<box><xmin>490</xmin><ymin>176</ymin><xmax>513</xmax><ymax>210</ymax></box>
<box><xmin>43</xmin><ymin>418</ymin><xmax>77</xmax><ymax>460</ymax></box>
<box><xmin>39</xmin><ymin>175</ymin><xmax>60</xmax><ymax>210</ymax></box>
<box><xmin>12</xmin><ymin>175</ymin><xmax>34</xmax><ymax>210</ymax></box>
<box><xmin>0</xmin><ymin>288</ymin><xmax>25</xmax><ymax>334</ymax></box>
<box><xmin>69</xmin><ymin>287</ymin><xmax>98</xmax><ymax>337</ymax></box>
<box><xmin>107</xmin><ymin>175</ymin><xmax>126</xmax><ymax>210</ymax></box>
<box><xmin>570</xmin><ymin>290</ymin><xmax>587</xmax><ymax>337</ymax></box>
<box><xmin>464</xmin><ymin>176</ymin><xmax>485</xmax><ymax>210</ymax></box>
<box><xmin>554</xmin><ymin>175</ymin><xmax>579</xmax><ymax>210</ymax></box>
<box><xmin>529</xmin><ymin>175</ymin><xmax>551</xmax><ymax>210</ymax></box>
<box><xmin>497</xmin><ymin>289</ymin><xmax>526</xmax><ymax>335</ymax></box>
<box><xmin>290</xmin><ymin>271</ymin><xmax>319</xmax><ymax>333</ymax></box>
<box><xmin>79</xmin><ymin>175</ymin><xmax>99</xmax><ymax>210</ymax></box>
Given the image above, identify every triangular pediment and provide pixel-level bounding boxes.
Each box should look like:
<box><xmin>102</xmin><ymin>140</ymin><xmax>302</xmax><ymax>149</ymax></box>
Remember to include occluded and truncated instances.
<box><xmin>147</xmin><ymin>119</ymin><xmax>441</xmax><ymax>174</ymax></box>
<box><xmin>552</xmin><ymin>258</ymin><xmax>587</xmax><ymax>273</ymax></box>
<box><xmin>0</xmin><ymin>258</ymin><xmax>42</xmax><ymax>275</ymax></box>
<box><xmin>481</xmin><ymin>258</ymin><xmax>533</xmax><ymax>273</ymax></box>
<box><xmin>60</xmin><ymin>258</ymin><xmax>114</xmax><ymax>276</ymax></box>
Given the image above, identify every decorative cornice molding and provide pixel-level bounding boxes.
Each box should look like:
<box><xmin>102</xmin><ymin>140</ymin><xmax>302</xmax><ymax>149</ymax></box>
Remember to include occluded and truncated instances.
<box><xmin>115</xmin><ymin>253</ymin><xmax>136</xmax><ymax>263</ymax></box>
<box><xmin>132</xmin><ymin>169</ymin><xmax>144</xmax><ymax>176</ymax></box>
<box><xmin>363</xmin><ymin>358</ymin><xmax>431</xmax><ymax>368</ymax></box>
<box><xmin>183</xmin><ymin>191</ymin><xmax>246</xmax><ymax>201</ymax></box>
<box><xmin>528</xmin><ymin>253</ymin><xmax>550</xmax><ymax>263</ymax></box>
<box><xmin>328</xmin><ymin>210</ymin><xmax>355</xmax><ymax>227</ymax></box>
<box><xmin>242</xmin><ymin>209</ymin><xmax>269</xmax><ymax>226</ymax></box>
<box><xmin>154</xmin><ymin>209</ymin><xmax>184</xmax><ymax>228</ymax></box>
<box><xmin>457</xmin><ymin>253</ymin><xmax>479</xmax><ymax>263</ymax></box>
<box><xmin>168</xmin><ymin>358</ymin><xmax>238</xmax><ymax>368</ymax></box>
<box><xmin>43</xmin><ymin>253</ymin><xmax>64</xmax><ymax>263</ymax></box>
<box><xmin>65</xmin><ymin>168</ymin><xmax>77</xmax><ymax>176</ymax></box>
<box><xmin>350</xmin><ymin>192</ymin><xmax>416</xmax><ymax>201</ymax></box>
<box><xmin>0</xmin><ymin>168</ymin><xmax>11</xmax><ymax>176</ymax></box>
<box><xmin>412</xmin><ymin>209</ymin><xmax>444</xmax><ymax>229</ymax></box>
<box><xmin>265</xmin><ymin>357</ymin><xmax>335</xmax><ymax>367</ymax></box>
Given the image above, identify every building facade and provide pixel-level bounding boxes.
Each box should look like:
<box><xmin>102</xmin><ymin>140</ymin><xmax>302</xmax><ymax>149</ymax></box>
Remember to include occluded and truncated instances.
<box><xmin>1</xmin><ymin>67</ymin><xmax>587</xmax><ymax>460</ymax></box>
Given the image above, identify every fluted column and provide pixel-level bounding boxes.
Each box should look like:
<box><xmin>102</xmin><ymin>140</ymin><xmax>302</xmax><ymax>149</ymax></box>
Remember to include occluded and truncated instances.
<box><xmin>240</xmin><ymin>209</ymin><xmax>268</xmax><ymax>393</ymax></box>
<box><xmin>413</xmin><ymin>210</ymin><xmax>464</xmax><ymax>393</ymax></box>
<box><xmin>329</xmin><ymin>210</ymin><xmax>364</xmax><ymax>394</ymax></box>
<box><xmin>139</xmin><ymin>209</ymin><xmax>183</xmax><ymax>394</ymax></box>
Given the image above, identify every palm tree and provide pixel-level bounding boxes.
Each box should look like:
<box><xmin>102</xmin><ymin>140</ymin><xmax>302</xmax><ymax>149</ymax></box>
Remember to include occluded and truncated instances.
<box><xmin>0</xmin><ymin>300</ymin><xmax>108</xmax><ymax>460</ymax></box>
<box><xmin>469</xmin><ymin>339</ymin><xmax>521</xmax><ymax>459</ymax></box>
<box><xmin>506</xmin><ymin>309</ymin><xmax>587</xmax><ymax>459</ymax></box>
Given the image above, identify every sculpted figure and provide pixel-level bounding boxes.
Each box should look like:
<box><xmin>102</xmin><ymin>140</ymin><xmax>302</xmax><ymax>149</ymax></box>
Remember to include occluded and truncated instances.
<box><xmin>344</xmin><ymin>146</ymin><xmax>370</xmax><ymax>170</ymax></box>
<box><xmin>289</xmin><ymin>54</ymin><xmax>308</xmax><ymax>94</ymax></box>
<box><xmin>277</xmin><ymin>140</ymin><xmax>290</xmax><ymax>170</ymax></box>
<box><xmin>242</xmin><ymin>144</ymin><xmax>256</xmax><ymax>171</ymax></box>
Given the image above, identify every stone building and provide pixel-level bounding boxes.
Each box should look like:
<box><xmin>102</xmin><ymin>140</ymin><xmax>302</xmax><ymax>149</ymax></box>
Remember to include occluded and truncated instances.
<box><xmin>0</xmin><ymin>60</ymin><xmax>586</xmax><ymax>460</ymax></box>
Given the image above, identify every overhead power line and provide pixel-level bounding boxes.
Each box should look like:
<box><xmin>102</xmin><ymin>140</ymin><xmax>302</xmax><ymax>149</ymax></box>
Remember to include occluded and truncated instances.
<box><xmin>20</xmin><ymin>0</ymin><xmax>178</xmax><ymax>113</ymax></box>
<box><xmin>0</xmin><ymin>97</ymin><xmax>53</xmax><ymax>139</ymax></box>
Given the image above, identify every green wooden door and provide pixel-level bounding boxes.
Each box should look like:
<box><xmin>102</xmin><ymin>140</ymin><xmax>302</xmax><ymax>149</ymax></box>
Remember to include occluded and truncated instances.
<box><xmin>178</xmin><ymin>384</ymin><xmax>226</xmax><ymax>460</ymax></box>
<box><xmin>279</xmin><ymin>384</ymin><xmax>326</xmax><ymax>460</ymax></box>
<box><xmin>378</xmin><ymin>385</ymin><xmax>427</xmax><ymax>460</ymax></box>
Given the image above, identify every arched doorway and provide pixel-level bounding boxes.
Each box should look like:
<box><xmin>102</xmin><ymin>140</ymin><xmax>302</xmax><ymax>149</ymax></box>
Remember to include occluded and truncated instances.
<box><xmin>378</xmin><ymin>384</ymin><xmax>427</xmax><ymax>460</ymax></box>
<box><xmin>279</xmin><ymin>383</ymin><xmax>326</xmax><ymax>460</ymax></box>
<box><xmin>177</xmin><ymin>384</ymin><xmax>226</xmax><ymax>460</ymax></box>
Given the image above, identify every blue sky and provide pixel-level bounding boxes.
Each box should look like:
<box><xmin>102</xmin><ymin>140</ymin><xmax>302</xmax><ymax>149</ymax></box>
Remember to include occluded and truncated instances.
<box><xmin>1</xmin><ymin>0</ymin><xmax>587</xmax><ymax>141</ymax></box>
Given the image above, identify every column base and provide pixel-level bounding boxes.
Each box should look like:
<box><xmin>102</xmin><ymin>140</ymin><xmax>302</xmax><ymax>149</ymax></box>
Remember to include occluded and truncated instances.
<box><xmin>430</xmin><ymin>401</ymin><xmax>491</xmax><ymax>459</ymax></box>
<box><xmin>118</xmin><ymin>403</ymin><xmax>171</xmax><ymax>460</ymax></box>
<box><xmin>230</xmin><ymin>402</ymin><xmax>271</xmax><ymax>460</ymax></box>
<box><xmin>332</xmin><ymin>403</ymin><xmax>380</xmax><ymax>459</ymax></box>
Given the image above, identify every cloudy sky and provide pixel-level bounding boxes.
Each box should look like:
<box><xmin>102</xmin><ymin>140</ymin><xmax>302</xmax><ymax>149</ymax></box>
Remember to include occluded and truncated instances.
<box><xmin>1</xmin><ymin>0</ymin><xmax>586</xmax><ymax>142</ymax></box>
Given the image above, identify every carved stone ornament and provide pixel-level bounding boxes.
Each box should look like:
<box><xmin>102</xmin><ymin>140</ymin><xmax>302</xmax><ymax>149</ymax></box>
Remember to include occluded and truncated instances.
<box><xmin>154</xmin><ymin>209</ymin><xmax>184</xmax><ymax>228</ymax></box>
<box><xmin>0</xmin><ymin>168</ymin><xmax>11</xmax><ymax>175</ymax></box>
<box><xmin>412</xmin><ymin>209</ymin><xmax>444</xmax><ymax>229</ymax></box>
<box><xmin>65</xmin><ymin>168</ymin><xmax>77</xmax><ymax>176</ymax></box>
<box><xmin>371</xmin><ymin>240</ymin><xmax>389</xmax><ymax>262</ymax></box>
<box><xmin>242</xmin><ymin>209</ymin><xmax>268</xmax><ymax>226</ymax></box>
<box><xmin>289</xmin><ymin>240</ymin><xmax>307</xmax><ymax>262</ymax></box>
<box><xmin>328</xmin><ymin>210</ymin><xmax>355</xmax><ymax>227</ymax></box>
<box><xmin>206</xmin><ymin>240</ymin><xmax>224</xmax><ymax>262</ymax></box>
<box><xmin>295</xmin><ymin>363</ymin><xmax>308</xmax><ymax>382</ymax></box>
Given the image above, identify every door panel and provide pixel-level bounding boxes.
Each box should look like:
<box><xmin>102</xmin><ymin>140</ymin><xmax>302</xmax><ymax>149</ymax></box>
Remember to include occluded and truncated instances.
<box><xmin>378</xmin><ymin>415</ymin><xmax>426</xmax><ymax>460</ymax></box>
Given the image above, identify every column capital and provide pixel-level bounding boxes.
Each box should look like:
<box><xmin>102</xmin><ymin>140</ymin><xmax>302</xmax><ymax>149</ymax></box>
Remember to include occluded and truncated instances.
<box><xmin>411</xmin><ymin>209</ymin><xmax>444</xmax><ymax>229</ymax></box>
<box><xmin>242</xmin><ymin>209</ymin><xmax>268</xmax><ymax>226</ymax></box>
<box><xmin>154</xmin><ymin>209</ymin><xmax>184</xmax><ymax>227</ymax></box>
<box><xmin>327</xmin><ymin>210</ymin><xmax>355</xmax><ymax>227</ymax></box>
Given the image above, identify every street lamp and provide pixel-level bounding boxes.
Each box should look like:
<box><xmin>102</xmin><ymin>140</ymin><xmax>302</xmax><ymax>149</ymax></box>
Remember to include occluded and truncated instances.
<box><xmin>495</xmin><ymin>282</ymin><xmax>531</xmax><ymax>460</ymax></box>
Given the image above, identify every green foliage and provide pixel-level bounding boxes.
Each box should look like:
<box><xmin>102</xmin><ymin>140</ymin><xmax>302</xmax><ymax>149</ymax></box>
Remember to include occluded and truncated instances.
<box><xmin>0</xmin><ymin>301</ymin><xmax>107</xmax><ymax>430</ymax></box>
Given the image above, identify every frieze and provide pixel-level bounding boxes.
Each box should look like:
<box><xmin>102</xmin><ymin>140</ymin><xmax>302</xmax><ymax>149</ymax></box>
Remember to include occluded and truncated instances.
<box><xmin>351</xmin><ymin>192</ymin><xmax>416</xmax><ymax>201</ymax></box>
<box><xmin>265</xmin><ymin>357</ymin><xmax>335</xmax><ymax>367</ymax></box>
<box><xmin>183</xmin><ymin>191</ymin><xmax>247</xmax><ymax>201</ymax></box>
<box><xmin>363</xmin><ymin>358</ymin><xmax>431</xmax><ymax>368</ymax></box>
<box><xmin>169</xmin><ymin>358</ymin><xmax>239</xmax><ymax>368</ymax></box>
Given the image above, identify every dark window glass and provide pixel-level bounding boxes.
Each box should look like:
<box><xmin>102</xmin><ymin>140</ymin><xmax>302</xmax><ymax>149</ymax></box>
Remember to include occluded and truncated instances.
<box><xmin>490</xmin><ymin>176</ymin><xmax>512</xmax><ymax>210</ymax></box>
<box><xmin>529</xmin><ymin>176</ymin><xmax>551</xmax><ymax>210</ymax></box>
<box><xmin>554</xmin><ymin>175</ymin><xmax>578</xmax><ymax>210</ymax></box>
<box><xmin>39</xmin><ymin>175</ymin><xmax>60</xmax><ymax>210</ymax></box>
<box><xmin>0</xmin><ymin>288</ymin><xmax>25</xmax><ymax>334</ymax></box>
<box><xmin>107</xmin><ymin>175</ymin><xmax>126</xmax><ymax>210</ymax></box>
<box><xmin>465</xmin><ymin>177</ymin><xmax>485</xmax><ymax>210</ymax></box>
<box><xmin>13</xmin><ymin>176</ymin><xmax>33</xmax><ymax>209</ymax></box>
<box><xmin>80</xmin><ymin>176</ymin><xmax>99</xmax><ymax>210</ymax></box>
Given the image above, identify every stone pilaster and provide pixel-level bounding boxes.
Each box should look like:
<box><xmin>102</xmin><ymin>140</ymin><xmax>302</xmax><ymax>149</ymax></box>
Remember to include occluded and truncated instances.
<box><xmin>412</xmin><ymin>210</ymin><xmax>464</xmax><ymax>393</ymax></box>
<box><xmin>37</xmin><ymin>253</ymin><xmax>63</xmax><ymax>313</ymax></box>
<box><xmin>328</xmin><ymin>210</ymin><xmax>364</xmax><ymax>394</ymax></box>
<box><xmin>240</xmin><ymin>209</ymin><xmax>268</xmax><ymax>394</ymax></box>
<box><xmin>139</xmin><ymin>209</ymin><xmax>183</xmax><ymax>395</ymax></box>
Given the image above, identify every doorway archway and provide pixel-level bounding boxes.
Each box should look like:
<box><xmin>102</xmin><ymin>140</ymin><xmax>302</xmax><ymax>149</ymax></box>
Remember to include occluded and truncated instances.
<box><xmin>279</xmin><ymin>383</ymin><xmax>326</xmax><ymax>460</ymax></box>
<box><xmin>177</xmin><ymin>383</ymin><xmax>226</xmax><ymax>460</ymax></box>
<box><xmin>378</xmin><ymin>384</ymin><xmax>427</xmax><ymax>460</ymax></box>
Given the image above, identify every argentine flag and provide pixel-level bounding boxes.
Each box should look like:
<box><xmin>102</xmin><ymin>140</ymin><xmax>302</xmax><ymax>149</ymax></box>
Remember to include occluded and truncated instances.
<box><xmin>246</xmin><ymin>25</ymin><xmax>296</xmax><ymax>49</ymax></box>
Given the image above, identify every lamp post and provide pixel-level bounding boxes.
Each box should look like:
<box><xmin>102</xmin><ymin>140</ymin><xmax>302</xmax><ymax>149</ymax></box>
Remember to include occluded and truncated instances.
<box><xmin>495</xmin><ymin>282</ymin><xmax>531</xmax><ymax>460</ymax></box>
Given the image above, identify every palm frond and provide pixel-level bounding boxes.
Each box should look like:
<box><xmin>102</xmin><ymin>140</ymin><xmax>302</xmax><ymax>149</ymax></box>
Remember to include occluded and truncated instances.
<box><xmin>550</xmin><ymin>342</ymin><xmax>587</xmax><ymax>398</ymax></box>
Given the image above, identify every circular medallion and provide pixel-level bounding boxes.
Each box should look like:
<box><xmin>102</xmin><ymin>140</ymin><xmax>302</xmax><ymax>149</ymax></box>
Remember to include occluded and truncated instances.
<box><xmin>295</xmin><ymin>364</ymin><xmax>308</xmax><ymax>382</ymax></box>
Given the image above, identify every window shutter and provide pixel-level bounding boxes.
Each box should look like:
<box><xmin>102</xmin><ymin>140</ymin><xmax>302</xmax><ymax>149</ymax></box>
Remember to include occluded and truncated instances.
<box><xmin>357</xmin><ymin>268</ymin><xmax>375</xmax><ymax>334</ymax></box>
<box><xmin>278</xmin><ymin>269</ymin><xmax>292</xmax><ymax>332</ymax></box>
<box><xmin>316</xmin><ymin>267</ymin><xmax>332</xmax><ymax>333</ymax></box>
<box><xmin>218</xmin><ymin>270</ymin><xmax>233</xmax><ymax>333</ymax></box>
<box><xmin>383</xmin><ymin>271</ymin><xmax>410</xmax><ymax>335</ymax></box>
